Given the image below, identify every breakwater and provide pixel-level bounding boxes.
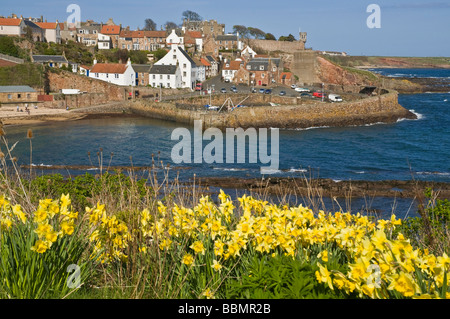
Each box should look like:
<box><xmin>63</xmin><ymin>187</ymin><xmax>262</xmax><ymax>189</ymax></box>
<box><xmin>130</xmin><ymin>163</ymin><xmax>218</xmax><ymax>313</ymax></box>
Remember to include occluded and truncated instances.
<box><xmin>126</xmin><ymin>90</ymin><xmax>416</xmax><ymax>129</ymax></box>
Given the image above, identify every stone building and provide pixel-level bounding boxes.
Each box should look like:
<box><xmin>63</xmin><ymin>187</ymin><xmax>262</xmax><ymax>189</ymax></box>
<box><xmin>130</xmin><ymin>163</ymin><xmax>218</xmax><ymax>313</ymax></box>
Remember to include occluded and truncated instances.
<box><xmin>0</xmin><ymin>85</ymin><xmax>39</xmax><ymax>108</ymax></box>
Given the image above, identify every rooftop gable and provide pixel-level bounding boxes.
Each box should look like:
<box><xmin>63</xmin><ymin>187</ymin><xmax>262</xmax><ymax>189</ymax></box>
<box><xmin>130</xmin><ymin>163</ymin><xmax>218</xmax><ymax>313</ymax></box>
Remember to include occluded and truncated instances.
<box><xmin>0</xmin><ymin>18</ymin><xmax>23</xmax><ymax>26</ymax></box>
<box><xmin>90</xmin><ymin>63</ymin><xmax>129</xmax><ymax>74</ymax></box>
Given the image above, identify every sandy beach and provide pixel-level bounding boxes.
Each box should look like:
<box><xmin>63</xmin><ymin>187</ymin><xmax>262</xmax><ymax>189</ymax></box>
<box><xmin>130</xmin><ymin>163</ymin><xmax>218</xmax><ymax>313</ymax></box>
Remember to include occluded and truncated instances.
<box><xmin>0</xmin><ymin>105</ymin><xmax>95</xmax><ymax>126</ymax></box>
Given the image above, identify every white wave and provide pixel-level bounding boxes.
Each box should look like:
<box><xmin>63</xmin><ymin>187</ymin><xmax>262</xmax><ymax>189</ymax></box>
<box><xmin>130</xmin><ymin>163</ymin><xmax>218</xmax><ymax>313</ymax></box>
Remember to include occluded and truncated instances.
<box><xmin>444</xmin><ymin>99</ymin><xmax>448</xmax><ymax>102</ymax></box>
<box><xmin>364</xmin><ymin>122</ymin><xmax>387</xmax><ymax>127</ymax></box>
<box><xmin>87</xmin><ymin>168</ymin><xmax>100</xmax><ymax>171</ymax></box>
<box><xmin>354</xmin><ymin>171</ymin><xmax>366</xmax><ymax>174</ymax></box>
<box><xmin>417</xmin><ymin>171</ymin><xmax>450</xmax><ymax>177</ymax></box>
<box><xmin>260</xmin><ymin>168</ymin><xmax>282</xmax><ymax>175</ymax></box>
<box><xmin>333</xmin><ymin>179</ymin><xmax>343</xmax><ymax>183</ymax></box>
<box><xmin>31</xmin><ymin>163</ymin><xmax>53</xmax><ymax>167</ymax></box>
<box><xmin>409</xmin><ymin>109</ymin><xmax>424</xmax><ymax>120</ymax></box>
<box><xmin>213</xmin><ymin>168</ymin><xmax>248</xmax><ymax>172</ymax></box>
<box><xmin>287</xmin><ymin>168</ymin><xmax>308</xmax><ymax>173</ymax></box>
<box><xmin>294</xmin><ymin>126</ymin><xmax>331</xmax><ymax>131</ymax></box>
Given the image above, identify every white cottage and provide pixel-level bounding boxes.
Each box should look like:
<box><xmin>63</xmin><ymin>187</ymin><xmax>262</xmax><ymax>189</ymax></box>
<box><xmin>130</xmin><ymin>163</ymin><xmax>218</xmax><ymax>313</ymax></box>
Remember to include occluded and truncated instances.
<box><xmin>149</xmin><ymin>65</ymin><xmax>182</xmax><ymax>89</ymax></box>
<box><xmin>89</xmin><ymin>59</ymin><xmax>135</xmax><ymax>86</ymax></box>
<box><xmin>155</xmin><ymin>44</ymin><xmax>198</xmax><ymax>89</ymax></box>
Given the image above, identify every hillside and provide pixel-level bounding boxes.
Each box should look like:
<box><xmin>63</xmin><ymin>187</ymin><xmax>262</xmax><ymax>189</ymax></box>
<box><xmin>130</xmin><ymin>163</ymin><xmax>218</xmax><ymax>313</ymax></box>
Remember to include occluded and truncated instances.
<box><xmin>323</xmin><ymin>55</ymin><xmax>450</xmax><ymax>69</ymax></box>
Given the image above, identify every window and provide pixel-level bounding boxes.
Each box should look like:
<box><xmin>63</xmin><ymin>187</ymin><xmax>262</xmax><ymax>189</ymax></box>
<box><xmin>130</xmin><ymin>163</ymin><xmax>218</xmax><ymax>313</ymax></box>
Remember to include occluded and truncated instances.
<box><xmin>261</xmin><ymin>73</ymin><xmax>265</xmax><ymax>78</ymax></box>
<box><xmin>95</xmin><ymin>73</ymin><xmax>99</xmax><ymax>78</ymax></box>
<box><xmin>183</xmin><ymin>72</ymin><xmax>187</xmax><ymax>77</ymax></box>
<box><xmin>106</xmin><ymin>74</ymin><xmax>109</xmax><ymax>78</ymax></box>
<box><xmin>160</xmin><ymin>75</ymin><xmax>163</xmax><ymax>80</ymax></box>
<box><xmin>153</xmin><ymin>75</ymin><xmax>156</xmax><ymax>79</ymax></box>
<box><xmin>17</xmin><ymin>94</ymin><xmax>21</xmax><ymax>98</ymax></box>
<box><xmin>167</xmin><ymin>83</ymin><xmax>170</xmax><ymax>88</ymax></box>
<box><xmin>7</xmin><ymin>94</ymin><xmax>12</xmax><ymax>99</ymax></box>
<box><xmin>115</xmin><ymin>74</ymin><xmax>119</xmax><ymax>79</ymax></box>
<box><xmin>173</xmin><ymin>55</ymin><xmax>176</xmax><ymax>59</ymax></box>
<box><xmin>167</xmin><ymin>75</ymin><xmax>170</xmax><ymax>79</ymax></box>
<box><xmin>259</xmin><ymin>65</ymin><xmax>264</xmax><ymax>71</ymax></box>
<box><xmin>27</xmin><ymin>94</ymin><xmax>31</xmax><ymax>98</ymax></box>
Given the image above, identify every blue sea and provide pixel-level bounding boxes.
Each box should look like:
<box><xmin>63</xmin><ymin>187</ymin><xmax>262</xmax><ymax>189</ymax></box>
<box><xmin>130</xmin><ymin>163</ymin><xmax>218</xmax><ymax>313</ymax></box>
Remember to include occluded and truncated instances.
<box><xmin>2</xmin><ymin>68</ymin><xmax>449</xmax><ymax>217</ymax></box>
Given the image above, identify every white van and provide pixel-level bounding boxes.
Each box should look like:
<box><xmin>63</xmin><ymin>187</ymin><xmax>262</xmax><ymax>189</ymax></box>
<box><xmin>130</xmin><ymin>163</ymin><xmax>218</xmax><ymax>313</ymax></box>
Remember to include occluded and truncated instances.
<box><xmin>328</xmin><ymin>94</ymin><xmax>343</xmax><ymax>102</ymax></box>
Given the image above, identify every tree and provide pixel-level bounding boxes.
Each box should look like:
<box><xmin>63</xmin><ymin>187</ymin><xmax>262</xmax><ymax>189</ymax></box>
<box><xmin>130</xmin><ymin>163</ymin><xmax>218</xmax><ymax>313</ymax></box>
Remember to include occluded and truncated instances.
<box><xmin>144</xmin><ymin>18</ymin><xmax>157</xmax><ymax>31</ymax></box>
<box><xmin>182</xmin><ymin>10</ymin><xmax>202</xmax><ymax>21</ymax></box>
<box><xmin>116</xmin><ymin>49</ymin><xmax>129</xmax><ymax>63</ymax></box>
<box><xmin>265</xmin><ymin>33</ymin><xmax>276</xmax><ymax>41</ymax></box>
<box><xmin>233</xmin><ymin>25</ymin><xmax>249</xmax><ymax>39</ymax></box>
<box><xmin>0</xmin><ymin>36</ymin><xmax>19</xmax><ymax>57</ymax></box>
<box><xmin>165</xmin><ymin>21</ymin><xmax>178</xmax><ymax>31</ymax></box>
<box><xmin>248</xmin><ymin>27</ymin><xmax>266</xmax><ymax>40</ymax></box>
<box><xmin>279</xmin><ymin>34</ymin><xmax>296</xmax><ymax>42</ymax></box>
<box><xmin>153</xmin><ymin>48</ymin><xmax>168</xmax><ymax>61</ymax></box>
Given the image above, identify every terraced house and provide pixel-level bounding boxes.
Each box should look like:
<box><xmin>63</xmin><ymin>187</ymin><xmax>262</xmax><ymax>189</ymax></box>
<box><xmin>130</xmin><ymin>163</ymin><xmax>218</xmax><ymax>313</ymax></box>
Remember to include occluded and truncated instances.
<box><xmin>0</xmin><ymin>17</ymin><xmax>26</xmax><ymax>37</ymax></box>
<box><xmin>118</xmin><ymin>30</ymin><xmax>166</xmax><ymax>51</ymax></box>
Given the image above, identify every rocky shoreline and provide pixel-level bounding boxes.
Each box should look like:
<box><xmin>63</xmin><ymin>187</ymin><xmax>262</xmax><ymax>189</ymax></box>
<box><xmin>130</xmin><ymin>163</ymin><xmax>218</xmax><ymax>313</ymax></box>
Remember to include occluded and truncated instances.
<box><xmin>195</xmin><ymin>176</ymin><xmax>450</xmax><ymax>200</ymax></box>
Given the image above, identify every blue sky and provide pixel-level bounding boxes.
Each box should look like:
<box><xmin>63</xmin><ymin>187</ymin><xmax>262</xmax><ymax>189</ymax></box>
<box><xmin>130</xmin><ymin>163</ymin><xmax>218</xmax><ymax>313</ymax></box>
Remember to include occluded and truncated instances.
<box><xmin>2</xmin><ymin>0</ymin><xmax>450</xmax><ymax>56</ymax></box>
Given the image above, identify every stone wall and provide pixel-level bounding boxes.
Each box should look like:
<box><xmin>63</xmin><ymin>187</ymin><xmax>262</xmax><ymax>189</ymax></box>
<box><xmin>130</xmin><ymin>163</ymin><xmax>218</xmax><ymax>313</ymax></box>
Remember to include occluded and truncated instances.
<box><xmin>128</xmin><ymin>90</ymin><xmax>416</xmax><ymax>130</ymax></box>
<box><xmin>249</xmin><ymin>39</ymin><xmax>305</xmax><ymax>54</ymax></box>
<box><xmin>47</xmin><ymin>70</ymin><xmax>126</xmax><ymax>107</ymax></box>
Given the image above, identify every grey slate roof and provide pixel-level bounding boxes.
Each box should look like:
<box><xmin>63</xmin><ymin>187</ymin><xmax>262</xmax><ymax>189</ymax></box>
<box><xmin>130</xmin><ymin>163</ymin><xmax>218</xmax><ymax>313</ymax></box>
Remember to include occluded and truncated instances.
<box><xmin>178</xmin><ymin>46</ymin><xmax>196</xmax><ymax>66</ymax></box>
<box><xmin>32</xmin><ymin>55</ymin><xmax>68</xmax><ymax>63</ymax></box>
<box><xmin>246</xmin><ymin>60</ymin><xmax>269</xmax><ymax>71</ymax></box>
<box><xmin>23</xmin><ymin>20</ymin><xmax>41</xmax><ymax>29</ymax></box>
<box><xmin>132</xmin><ymin>64</ymin><xmax>152</xmax><ymax>73</ymax></box>
<box><xmin>0</xmin><ymin>86</ymin><xmax>36</xmax><ymax>93</ymax></box>
<box><xmin>206</xmin><ymin>55</ymin><xmax>217</xmax><ymax>64</ymax></box>
<box><xmin>149</xmin><ymin>65</ymin><xmax>178</xmax><ymax>75</ymax></box>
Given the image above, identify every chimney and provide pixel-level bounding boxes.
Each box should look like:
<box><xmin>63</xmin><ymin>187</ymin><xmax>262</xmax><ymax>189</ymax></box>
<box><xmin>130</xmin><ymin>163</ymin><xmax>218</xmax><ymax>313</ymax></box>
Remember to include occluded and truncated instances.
<box><xmin>127</xmin><ymin>58</ymin><xmax>131</xmax><ymax>66</ymax></box>
<box><xmin>93</xmin><ymin>59</ymin><xmax>97</xmax><ymax>65</ymax></box>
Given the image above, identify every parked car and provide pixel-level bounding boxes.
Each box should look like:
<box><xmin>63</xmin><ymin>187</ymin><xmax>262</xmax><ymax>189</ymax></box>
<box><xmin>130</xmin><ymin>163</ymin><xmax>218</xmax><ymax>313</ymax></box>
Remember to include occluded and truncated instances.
<box><xmin>259</xmin><ymin>88</ymin><xmax>266</xmax><ymax>94</ymax></box>
<box><xmin>295</xmin><ymin>87</ymin><xmax>310</xmax><ymax>93</ymax></box>
<box><xmin>300</xmin><ymin>92</ymin><xmax>312</xmax><ymax>97</ymax></box>
<box><xmin>195</xmin><ymin>83</ymin><xmax>203</xmax><ymax>91</ymax></box>
<box><xmin>250</xmin><ymin>88</ymin><xmax>257</xmax><ymax>93</ymax></box>
<box><xmin>291</xmin><ymin>84</ymin><xmax>298</xmax><ymax>89</ymax></box>
<box><xmin>265</xmin><ymin>89</ymin><xmax>272</xmax><ymax>94</ymax></box>
<box><xmin>313</xmin><ymin>92</ymin><xmax>325</xmax><ymax>98</ymax></box>
<box><xmin>231</xmin><ymin>86</ymin><xmax>238</xmax><ymax>93</ymax></box>
<box><xmin>328</xmin><ymin>94</ymin><xmax>343</xmax><ymax>102</ymax></box>
<box><xmin>221</xmin><ymin>88</ymin><xmax>227</xmax><ymax>93</ymax></box>
<box><xmin>279</xmin><ymin>90</ymin><xmax>286</xmax><ymax>96</ymax></box>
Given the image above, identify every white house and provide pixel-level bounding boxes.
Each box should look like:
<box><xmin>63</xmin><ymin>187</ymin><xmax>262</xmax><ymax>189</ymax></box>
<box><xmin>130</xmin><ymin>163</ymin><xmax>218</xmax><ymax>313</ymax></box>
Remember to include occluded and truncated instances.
<box><xmin>89</xmin><ymin>58</ymin><xmax>135</xmax><ymax>86</ymax></box>
<box><xmin>241</xmin><ymin>46</ymin><xmax>257</xmax><ymax>59</ymax></box>
<box><xmin>149</xmin><ymin>65</ymin><xmax>182</xmax><ymax>89</ymax></box>
<box><xmin>36</xmin><ymin>21</ymin><xmax>61</xmax><ymax>44</ymax></box>
<box><xmin>166</xmin><ymin>29</ymin><xmax>184</xmax><ymax>46</ymax></box>
<box><xmin>97</xmin><ymin>33</ymin><xmax>111</xmax><ymax>50</ymax></box>
<box><xmin>222</xmin><ymin>59</ymin><xmax>242</xmax><ymax>82</ymax></box>
<box><xmin>0</xmin><ymin>17</ymin><xmax>26</xmax><ymax>37</ymax></box>
<box><xmin>155</xmin><ymin>44</ymin><xmax>198</xmax><ymax>89</ymax></box>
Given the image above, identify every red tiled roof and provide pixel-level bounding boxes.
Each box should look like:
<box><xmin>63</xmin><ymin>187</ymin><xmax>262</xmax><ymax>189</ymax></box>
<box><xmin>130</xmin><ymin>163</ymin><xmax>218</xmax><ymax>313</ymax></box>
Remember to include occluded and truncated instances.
<box><xmin>280</xmin><ymin>72</ymin><xmax>292</xmax><ymax>80</ymax></box>
<box><xmin>200</xmin><ymin>58</ymin><xmax>211</xmax><ymax>67</ymax></box>
<box><xmin>0</xmin><ymin>18</ymin><xmax>22</xmax><ymax>26</ymax></box>
<box><xmin>185</xmin><ymin>31</ymin><xmax>202</xmax><ymax>38</ymax></box>
<box><xmin>120</xmin><ymin>30</ymin><xmax>166</xmax><ymax>38</ymax></box>
<box><xmin>101</xmin><ymin>25</ymin><xmax>121</xmax><ymax>35</ymax></box>
<box><xmin>59</xmin><ymin>23</ymin><xmax>65</xmax><ymax>30</ymax></box>
<box><xmin>223</xmin><ymin>61</ymin><xmax>242</xmax><ymax>70</ymax></box>
<box><xmin>36</xmin><ymin>22</ymin><xmax>58</xmax><ymax>29</ymax></box>
<box><xmin>90</xmin><ymin>63</ymin><xmax>128</xmax><ymax>74</ymax></box>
